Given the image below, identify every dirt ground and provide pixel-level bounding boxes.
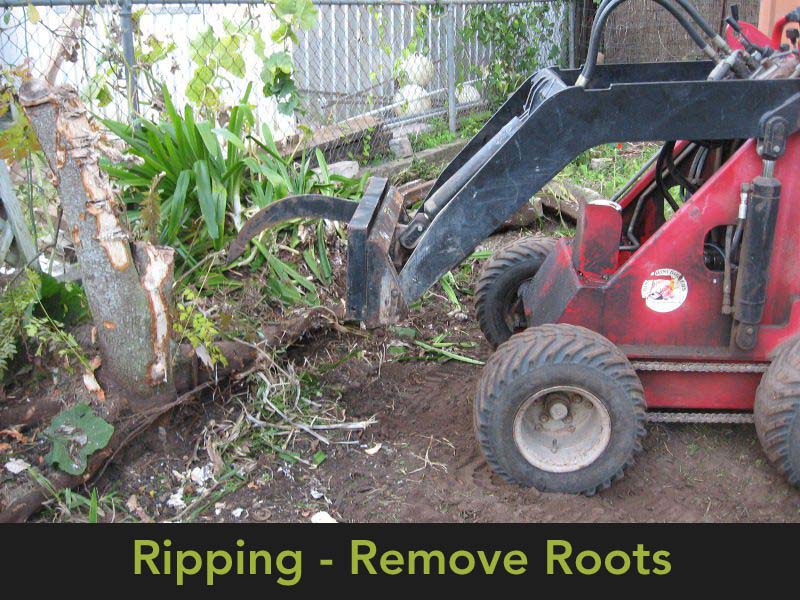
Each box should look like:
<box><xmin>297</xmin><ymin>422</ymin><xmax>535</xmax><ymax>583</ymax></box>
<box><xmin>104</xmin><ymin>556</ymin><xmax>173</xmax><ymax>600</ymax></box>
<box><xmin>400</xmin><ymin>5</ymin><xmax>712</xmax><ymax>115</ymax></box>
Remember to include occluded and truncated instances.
<box><xmin>102</xmin><ymin>233</ymin><xmax>800</xmax><ymax>524</ymax></box>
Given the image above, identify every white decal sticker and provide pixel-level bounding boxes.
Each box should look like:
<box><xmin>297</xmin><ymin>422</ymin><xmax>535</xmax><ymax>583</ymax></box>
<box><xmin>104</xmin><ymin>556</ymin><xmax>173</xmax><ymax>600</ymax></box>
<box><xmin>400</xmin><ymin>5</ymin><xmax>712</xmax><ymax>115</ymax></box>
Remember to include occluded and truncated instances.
<box><xmin>641</xmin><ymin>269</ymin><xmax>688</xmax><ymax>313</ymax></box>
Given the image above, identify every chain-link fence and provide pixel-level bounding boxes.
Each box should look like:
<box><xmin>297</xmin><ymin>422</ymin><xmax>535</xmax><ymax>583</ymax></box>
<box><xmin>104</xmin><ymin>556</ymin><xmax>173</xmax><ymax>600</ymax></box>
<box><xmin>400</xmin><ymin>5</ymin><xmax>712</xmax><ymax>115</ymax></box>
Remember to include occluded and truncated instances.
<box><xmin>1</xmin><ymin>0</ymin><xmax>756</xmax><ymax>163</ymax></box>
<box><xmin>0</xmin><ymin>0</ymin><xmax>765</xmax><ymax>278</ymax></box>
<box><xmin>0</xmin><ymin>0</ymin><xmax>572</xmax><ymax>163</ymax></box>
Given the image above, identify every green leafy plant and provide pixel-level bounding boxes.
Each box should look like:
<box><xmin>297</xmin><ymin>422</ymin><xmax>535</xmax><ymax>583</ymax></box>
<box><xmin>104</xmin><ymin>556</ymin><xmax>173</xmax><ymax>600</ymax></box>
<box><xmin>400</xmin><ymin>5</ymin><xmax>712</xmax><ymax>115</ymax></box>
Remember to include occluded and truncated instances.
<box><xmin>459</xmin><ymin>110</ymin><xmax>492</xmax><ymax>138</ymax></box>
<box><xmin>103</xmin><ymin>86</ymin><xmax>367</xmax><ymax>305</ymax></box>
<box><xmin>0</xmin><ymin>270</ymin><xmax>88</xmax><ymax>382</ymax></box>
<box><xmin>410</xmin><ymin>117</ymin><xmax>457</xmax><ymax>153</ymax></box>
<box><xmin>27</xmin><ymin>467</ymin><xmax>122</xmax><ymax>522</ymax></box>
<box><xmin>78</xmin><ymin>8</ymin><xmax>176</xmax><ymax>114</ymax></box>
<box><xmin>43</xmin><ymin>403</ymin><xmax>115</xmax><ymax>476</ymax></box>
<box><xmin>174</xmin><ymin>288</ymin><xmax>228</xmax><ymax>367</ymax></box>
<box><xmin>182</xmin><ymin>2</ymin><xmax>317</xmax><ymax>119</ymax></box>
<box><xmin>0</xmin><ymin>66</ymin><xmax>39</xmax><ymax>163</ymax></box>
<box><xmin>241</xmin><ymin>127</ymin><xmax>369</xmax><ymax>305</ymax></box>
<box><xmin>559</xmin><ymin>143</ymin><xmax>660</xmax><ymax>197</ymax></box>
<box><xmin>187</xmin><ymin>19</ymin><xmax>251</xmax><ymax>117</ymax></box>
<box><xmin>461</xmin><ymin>5</ymin><xmax>560</xmax><ymax>107</ymax></box>
<box><xmin>102</xmin><ymin>85</ymin><xmax>255</xmax><ymax>262</ymax></box>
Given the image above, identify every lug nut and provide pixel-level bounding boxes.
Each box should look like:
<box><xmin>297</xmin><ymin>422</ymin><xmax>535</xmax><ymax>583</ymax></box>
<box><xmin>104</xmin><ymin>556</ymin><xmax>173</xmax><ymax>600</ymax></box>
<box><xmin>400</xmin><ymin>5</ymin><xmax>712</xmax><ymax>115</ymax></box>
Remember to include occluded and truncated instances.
<box><xmin>549</xmin><ymin>402</ymin><xmax>568</xmax><ymax>421</ymax></box>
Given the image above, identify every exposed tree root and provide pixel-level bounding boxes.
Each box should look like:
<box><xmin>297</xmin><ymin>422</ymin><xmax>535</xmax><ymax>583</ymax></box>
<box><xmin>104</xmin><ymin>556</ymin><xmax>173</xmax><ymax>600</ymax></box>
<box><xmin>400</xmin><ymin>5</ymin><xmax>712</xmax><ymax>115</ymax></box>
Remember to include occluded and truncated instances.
<box><xmin>0</xmin><ymin>306</ymin><xmax>343</xmax><ymax>522</ymax></box>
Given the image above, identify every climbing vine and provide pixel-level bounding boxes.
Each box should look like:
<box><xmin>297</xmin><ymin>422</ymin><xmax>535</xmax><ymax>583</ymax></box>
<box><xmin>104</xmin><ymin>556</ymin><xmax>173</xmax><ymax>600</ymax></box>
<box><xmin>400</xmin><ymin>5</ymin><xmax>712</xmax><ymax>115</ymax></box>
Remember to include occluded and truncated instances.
<box><xmin>461</xmin><ymin>3</ymin><xmax>561</xmax><ymax>107</ymax></box>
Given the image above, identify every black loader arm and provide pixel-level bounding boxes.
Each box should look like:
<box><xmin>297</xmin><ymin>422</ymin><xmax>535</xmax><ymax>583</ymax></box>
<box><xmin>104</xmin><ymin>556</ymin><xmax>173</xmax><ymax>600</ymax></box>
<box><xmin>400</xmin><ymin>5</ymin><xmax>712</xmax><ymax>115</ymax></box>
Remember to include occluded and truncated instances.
<box><xmin>397</xmin><ymin>63</ymin><xmax>800</xmax><ymax>302</ymax></box>
<box><xmin>229</xmin><ymin>62</ymin><xmax>800</xmax><ymax>327</ymax></box>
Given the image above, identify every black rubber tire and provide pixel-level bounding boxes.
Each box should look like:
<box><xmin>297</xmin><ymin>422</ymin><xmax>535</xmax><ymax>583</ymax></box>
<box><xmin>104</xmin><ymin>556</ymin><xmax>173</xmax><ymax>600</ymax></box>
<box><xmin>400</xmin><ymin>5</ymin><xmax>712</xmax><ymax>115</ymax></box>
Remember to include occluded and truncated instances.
<box><xmin>474</xmin><ymin>324</ymin><xmax>646</xmax><ymax>495</ymax></box>
<box><xmin>754</xmin><ymin>337</ymin><xmax>800</xmax><ymax>488</ymax></box>
<box><xmin>475</xmin><ymin>236</ymin><xmax>556</xmax><ymax>348</ymax></box>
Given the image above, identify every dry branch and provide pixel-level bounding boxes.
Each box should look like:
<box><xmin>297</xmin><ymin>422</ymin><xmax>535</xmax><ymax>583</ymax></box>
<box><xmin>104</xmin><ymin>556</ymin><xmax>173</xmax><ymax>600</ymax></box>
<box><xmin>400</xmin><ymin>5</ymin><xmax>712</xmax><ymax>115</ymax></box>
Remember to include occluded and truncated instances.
<box><xmin>45</xmin><ymin>9</ymin><xmax>82</xmax><ymax>87</ymax></box>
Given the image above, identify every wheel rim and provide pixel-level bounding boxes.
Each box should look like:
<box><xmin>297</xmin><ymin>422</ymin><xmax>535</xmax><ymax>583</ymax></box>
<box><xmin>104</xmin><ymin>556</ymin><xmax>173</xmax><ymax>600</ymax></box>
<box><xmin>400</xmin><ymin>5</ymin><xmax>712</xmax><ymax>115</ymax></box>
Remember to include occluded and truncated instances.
<box><xmin>513</xmin><ymin>385</ymin><xmax>612</xmax><ymax>473</ymax></box>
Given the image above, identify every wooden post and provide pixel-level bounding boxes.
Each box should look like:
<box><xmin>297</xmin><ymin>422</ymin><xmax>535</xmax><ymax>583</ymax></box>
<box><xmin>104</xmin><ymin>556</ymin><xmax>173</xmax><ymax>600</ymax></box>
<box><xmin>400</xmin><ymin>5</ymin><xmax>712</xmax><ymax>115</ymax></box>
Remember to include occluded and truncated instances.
<box><xmin>0</xmin><ymin>160</ymin><xmax>39</xmax><ymax>269</ymax></box>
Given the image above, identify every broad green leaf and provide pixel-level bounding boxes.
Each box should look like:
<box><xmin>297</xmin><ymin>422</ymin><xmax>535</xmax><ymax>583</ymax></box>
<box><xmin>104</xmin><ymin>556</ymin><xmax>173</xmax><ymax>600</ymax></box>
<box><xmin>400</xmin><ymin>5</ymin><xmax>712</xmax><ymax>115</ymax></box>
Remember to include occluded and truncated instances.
<box><xmin>44</xmin><ymin>403</ymin><xmax>114</xmax><ymax>476</ymax></box>
<box><xmin>195</xmin><ymin>121</ymin><xmax>222</xmax><ymax>162</ymax></box>
<box><xmin>214</xmin><ymin>128</ymin><xmax>246</xmax><ymax>151</ymax></box>
<box><xmin>186</xmin><ymin>65</ymin><xmax>215</xmax><ymax>104</ymax></box>
<box><xmin>315</xmin><ymin>219</ymin><xmax>332</xmax><ymax>282</ymax></box>
<box><xmin>312</xmin><ymin>450</ymin><xmax>327</xmax><ymax>466</ymax></box>
<box><xmin>315</xmin><ymin>148</ymin><xmax>330</xmax><ymax>184</ymax></box>
<box><xmin>303</xmin><ymin>247</ymin><xmax>322</xmax><ymax>281</ymax></box>
<box><xmin>215</xmin><ymin>37</ymin><xmax>246</xmax><ymax>77</ymax></box>
<box><xmin>26</xmin><ymin>3</ymin><xmax>40</xmax><ymax>23</ymax></box>
<box><xmin>94</xmin><ymin>85</ymin><xmax>113</xmax><ymax>107</ymax></box>
<box><xmin>165</xmin><ymin>170</ymin><xmax>191</xmax><ymax>242</ymax></box>
<box><xmin>189</xmin><ymin>26</ymin><xmax>215</xmax><ymax>64</ymax></box>
<box><xmin>193</xmin><ymin>160</ymin><xmax>219</xmax><ymax>240</ymax></box>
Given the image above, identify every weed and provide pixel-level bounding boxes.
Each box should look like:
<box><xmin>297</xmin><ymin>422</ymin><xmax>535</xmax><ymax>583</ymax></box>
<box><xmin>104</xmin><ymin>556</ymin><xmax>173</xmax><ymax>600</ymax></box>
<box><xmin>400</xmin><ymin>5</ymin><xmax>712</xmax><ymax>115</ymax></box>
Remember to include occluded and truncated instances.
<box><xmin>0</xmin><ymin>270</ymin><xmax>89</xmax><ymax>384</ymax></box>
<box><xmin>28</xmin><ymin>467</ymin><xmax>123</xmax><ymax>523</ymax></box>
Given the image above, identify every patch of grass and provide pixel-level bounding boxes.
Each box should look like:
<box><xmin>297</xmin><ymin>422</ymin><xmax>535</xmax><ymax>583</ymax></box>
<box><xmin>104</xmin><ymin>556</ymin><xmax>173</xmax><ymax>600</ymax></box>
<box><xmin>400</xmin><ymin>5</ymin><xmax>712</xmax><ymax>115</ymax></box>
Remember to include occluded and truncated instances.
<box><xmin>559</xmin><ymin>142</ymin><xmax>659</xmax><ymax>198</ymax></box>
<box><xmin>459</xmin><ymin>110</ymin><xmax>492</xmax><ymax>138</ymax></box>
<box><xmin>28</xmin><ymin>468</ymin><xmax>123</xmax><ymax>523</ymax></box>
<box><xmin>410</xmin><ymin>118</ymin><xmax>457</xmax><ymax>152</ymax></box>
<box><xmin>409</xmin><ymin>110</ymin><xmax>494</xmax><ymax>154</ymax></box>
<box><xmin>392</xmin><ymin>157</ymin><xmax>447</xmax><ymax>185</ymax></box>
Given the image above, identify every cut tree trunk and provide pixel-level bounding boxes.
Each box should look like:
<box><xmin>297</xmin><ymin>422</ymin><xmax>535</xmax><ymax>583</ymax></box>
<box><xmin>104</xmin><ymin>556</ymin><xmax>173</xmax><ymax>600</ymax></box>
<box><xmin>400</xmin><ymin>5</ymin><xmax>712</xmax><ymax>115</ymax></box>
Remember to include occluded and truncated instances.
<box><xmin>19</xmin><ymin>80</ymin><xmax>176</xmax><ymax>414</ymax></box>
<box><xmin>0</xmin><ymin>80</ymin><xmax>180</xmax><ymax>522</ymax></box>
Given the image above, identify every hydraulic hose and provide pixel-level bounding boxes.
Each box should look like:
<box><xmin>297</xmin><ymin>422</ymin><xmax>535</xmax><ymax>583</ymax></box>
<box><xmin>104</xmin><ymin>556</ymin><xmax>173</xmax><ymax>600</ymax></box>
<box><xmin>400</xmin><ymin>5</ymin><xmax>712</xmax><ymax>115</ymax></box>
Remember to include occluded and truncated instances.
<box><xmin>577</xmin><ymin>0</ymin><xmax>720</xmax><ymax>87</ymax></box>
<box><xmin>673</xmin><ymin>0</ymin><xmax>725</xmax><ymax>41</ymax></box>
<box><xmin>655</xmin><ymin>142</ymin><xmax>682</xmax><ymax>213</ymax></box>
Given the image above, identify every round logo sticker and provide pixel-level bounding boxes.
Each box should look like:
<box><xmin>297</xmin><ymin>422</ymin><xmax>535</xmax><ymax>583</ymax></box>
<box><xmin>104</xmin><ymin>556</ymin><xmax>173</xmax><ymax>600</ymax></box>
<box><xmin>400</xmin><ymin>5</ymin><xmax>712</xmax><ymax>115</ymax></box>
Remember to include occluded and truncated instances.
<box><xmin>641</xmin><ymin>269</ymin><xmax>688</xmax><ymax>313</ymax></box>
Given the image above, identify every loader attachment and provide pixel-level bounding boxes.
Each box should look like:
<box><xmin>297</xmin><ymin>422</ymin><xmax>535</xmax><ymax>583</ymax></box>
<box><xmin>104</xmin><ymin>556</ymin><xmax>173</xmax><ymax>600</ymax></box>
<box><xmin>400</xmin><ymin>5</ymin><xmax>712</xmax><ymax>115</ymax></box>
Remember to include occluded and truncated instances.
<box><xmin>231</xmin><ymin>61</ymin><xmax>800</xmax><ymax>327</ymax></box>
<box><xmin>229</xmin><ymin>177</ymin><xmax>407</xmax><ymax>327</ymax></box>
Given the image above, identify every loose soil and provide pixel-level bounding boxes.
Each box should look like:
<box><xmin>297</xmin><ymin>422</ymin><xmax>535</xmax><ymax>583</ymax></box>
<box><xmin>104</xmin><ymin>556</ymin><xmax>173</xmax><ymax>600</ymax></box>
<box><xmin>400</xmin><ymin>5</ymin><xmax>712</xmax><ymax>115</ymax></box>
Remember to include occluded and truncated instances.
<box><xmin>102</xmin><ymin>232</ymin><xmax>800</xmax><ymax>523</ymax></box>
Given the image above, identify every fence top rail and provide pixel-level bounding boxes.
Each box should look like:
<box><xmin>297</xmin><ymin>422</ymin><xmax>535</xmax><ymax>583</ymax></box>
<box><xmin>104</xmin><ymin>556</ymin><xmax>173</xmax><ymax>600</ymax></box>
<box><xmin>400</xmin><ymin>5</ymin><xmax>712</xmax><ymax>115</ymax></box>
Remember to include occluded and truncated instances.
<box><xmin>0</xmin><ymin>0</ymin><xmax>549</xmax><ymax>7</ymax></box>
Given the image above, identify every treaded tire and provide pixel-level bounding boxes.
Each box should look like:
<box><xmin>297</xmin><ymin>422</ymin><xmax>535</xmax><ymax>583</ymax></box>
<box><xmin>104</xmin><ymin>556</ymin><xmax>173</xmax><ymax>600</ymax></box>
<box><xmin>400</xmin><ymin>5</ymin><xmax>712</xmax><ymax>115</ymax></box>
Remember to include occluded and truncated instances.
<box><xmin>475</xmin><ymin>236</ymin><xmax>556</xmax><ymax>348</ymax></box>
<box><xmin>475</xmin><ymin>324</ymin><xmax>646</xmax><ymax>495</ymax></box>
<box><xmin>754</xmin><ymin>337</ymin><xmax>800</xmax><ymax>488</ymax></box>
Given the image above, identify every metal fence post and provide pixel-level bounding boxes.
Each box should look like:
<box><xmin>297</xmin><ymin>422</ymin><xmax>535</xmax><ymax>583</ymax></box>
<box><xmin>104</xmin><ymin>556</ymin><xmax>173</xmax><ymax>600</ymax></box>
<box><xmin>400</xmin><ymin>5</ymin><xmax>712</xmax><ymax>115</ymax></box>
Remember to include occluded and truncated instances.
<box><xmin>445</xmin><ymin>2</ymin><xmax>456</xmax><ymax>134</ymax></box>
<box><xmin>569</xmin><ymin>0</ymin><xmax>576</xmax><ymax>68</ymax></box>
<box><xmin>120</xmin><ymin>0</ymin><xmax>139</xmax><ymax>119</ymax></box>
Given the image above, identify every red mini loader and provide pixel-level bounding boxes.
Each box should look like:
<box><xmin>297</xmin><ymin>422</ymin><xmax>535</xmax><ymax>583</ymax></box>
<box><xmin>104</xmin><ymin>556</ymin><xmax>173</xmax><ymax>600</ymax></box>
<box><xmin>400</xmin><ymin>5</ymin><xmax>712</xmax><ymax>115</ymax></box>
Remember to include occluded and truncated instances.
<box><xmin>230</xmin><ymin>1</ymin><xmax>800</xmax><ymax>494</ymax></box>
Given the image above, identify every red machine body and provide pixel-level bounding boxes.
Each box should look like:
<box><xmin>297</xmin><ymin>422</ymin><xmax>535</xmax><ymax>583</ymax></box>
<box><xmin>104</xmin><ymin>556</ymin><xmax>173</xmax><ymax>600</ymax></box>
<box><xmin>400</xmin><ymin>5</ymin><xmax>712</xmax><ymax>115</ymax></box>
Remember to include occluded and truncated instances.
<box><xmin>726</xmin><ymin>20</ymin><xmax>775</xmax><ymax>50</ymax></box>
<box><xmin>523</xmin><ymin>136</ymin><xmax>800</xmax><ymax>410</ymax></box>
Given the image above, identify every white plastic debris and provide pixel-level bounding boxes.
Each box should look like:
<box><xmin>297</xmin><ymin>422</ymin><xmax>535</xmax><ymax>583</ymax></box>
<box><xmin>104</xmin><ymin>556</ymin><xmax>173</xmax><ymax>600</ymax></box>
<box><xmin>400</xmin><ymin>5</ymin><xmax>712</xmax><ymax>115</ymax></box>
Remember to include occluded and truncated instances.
<box><xmin>194</xmin><ymin>345</ymin><xmax>214</xmax><ymax>370</ymax></box>
<box><xmin>393</xmin><ymin>84</ymin><xmax>432</xmax><ymax>117</ymax></box>
<box><xmin>190</xmin><ymin>463</ymin><xmax>214</xmax><ymax>488</ymax></box>
<box><xmin>400</xmin><ymin>53</ymin><xmax>434</xmax><ymax>87</ymax></box>
<box><xmin>310</xmin><ymin>488</ymin><xmax>325</xmax><ymax>500</ymax></box>
<box><xmin>310</xmin><ymin>511</ymin><xmax>338</xmax><ymax>524</ymax></box>
<box><xmin>166</xmin><ymin>491</ymin><xmax>186</xmax><ymax>510</ymax></box>
<box><xmin>364</xmin><ymin>443</ymin><xmax>383</xmax><ymax>456</ymax></box>
<box><xmin>4</xmin><ymin>458</ymin><xmax>30</xmax><ymax>474</ymax></box>
<box><xmin>231</xmin><ymin>507</ymin><xmax>244</xmax><ymax>518</ymax></box>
